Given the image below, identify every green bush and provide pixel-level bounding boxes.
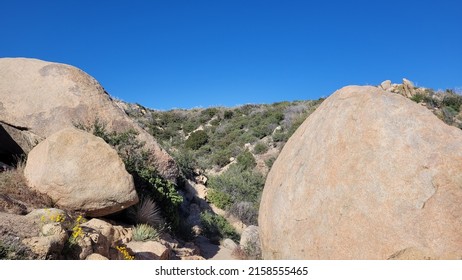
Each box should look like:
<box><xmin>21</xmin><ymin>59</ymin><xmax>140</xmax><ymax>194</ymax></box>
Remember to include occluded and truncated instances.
<box><xmin>287</xmin><ymin>114</ymin><xmax>307</xmax><ymax>138</ymax></box>
<box><xmin>253</xmin><ymin>142</ymin><xmax>268</xmax><ymax>154</ymax></box>
<box><xmin>172</xmin><ymin>149</ymin><xmax>197</xmax><ymax>179</ymax></box>
<box><xmin>132</xmin><ymin>224</ymin><xmax>161</xmax><ymax>241</ymax></box>
<box><xmin>0</xmin><ymin>238</ymin><xmax>31</xmax><ymax>260</ymax></box>
<box><xmin>208</xmin><ymin>164</ymin><xmax>265</xmax><ymax>214</ymax></box>
<box><xmin>228</xmin><ymin>201</ymin><xmax>258</xmax><ymax>225</ymax></box>
<box><xmin>200</xmin><ymin>108</ymin><xmax>219</xmax><ymax>122</ymax></box>
<box><xmin>136</xmin><ymin>168</ymin><xmax>183</xmax><ymax>229</ymax></box>
<box><xmin>211</xmin><ymin>149</ymin><xmax>231</xmax><ymax>167</ymax></box>
<box><xmin>265</xmin><ymin>157</ymin><xmax>276</xmax><ymax>168</ymax></box>
<box><xmin>442</xmin><ymin>94</ymin><xmax>462</xmax><ymax>112</ymax></box>
<box><xmin>410</xmin><ymin>93</ymin><xmax>425</xmax><ymax>103</ymax></box>
<box><xmin>207</xmin><ymin>189</ymin><xmax>233</xmax><ymax>210</ymax></box>
<box><xmin>200</xmin><ymin>212</ymin><xmax>239</xmax><ymax>242</ymax></box>
<box><xmin>442</xmin><ymin>106</ymin><xmax>458</xmax><ymax>124</ymax></box>
<box><xmin>182</xmin><ymin>121</ymin><xmax>197</xmax><ymax>134</ymax></box>
<box><xmin>272</xmin><ymin>131</ymin><xmax>287</xmax><ymax>142</ymax></box>
<box><xmin>237</xmin><ymin>150</ymin><xmax>256</xmax><ymax>170</ymax></box>
<box><xmin>185</xmin><ymin>130</ymin><xmax>209</xmax><ymax>150</ymax></box>
<box><xmin>224</xmin><ymin>110</ymin><xmax>234</xmax><ymax>119</ymax></box>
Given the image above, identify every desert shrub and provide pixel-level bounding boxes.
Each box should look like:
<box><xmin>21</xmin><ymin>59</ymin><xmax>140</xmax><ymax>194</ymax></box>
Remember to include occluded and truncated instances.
<box><xmin>182</xmin><ymin>121</ymin><xmax>197</xmax><ymax>134</ymax></box>
<box><xmin>127</xmin><ymin>197</ymin><xmax>163</xmax><ymax>227</ymax></box>
<box><xmin>171</xmin><ymin>149</ymin><xmax>197</xmax><ymax>179</ymax></box>
<box><xmin>0</xmin><ymin>241</ymin><xmax>7</xmax><ymax>259</ymax></box>
<box><xmin>265</xmin><ymin>157</ymin><xmax>276</xmax><ymax>168</ymax></box>
<box><xmin>231</xmin><ymin>246</ymin><xmax>249</xmax><ymax>260</ymax></box>
<box><xmin>208</xmin><ymin>164</ymin><xmax>264</xmax><ymax>216</ymax></box>
<box><xmin>207</xmin><ymin>189</ymin><xmax>233</xmax><ymax>210</ymax></box>
<box><xmin>272</xmin><ymin>131</ymin><xmax>287</xmax><ymax>142</ymax></box>
<box><xmin>200</xmin><ymin>212</ymin><xmax>239</xmax><ymax>242</ymax></box>
<box><xmin>441</xmin><ymin>106</ymin><xmax>458</xmax><ymax>125</ymax></box>
<box><xmin>162</xmin><ymin>111</ymin><xmax>186</xmax><ymax>125</ymax></box>
<box><xmin>423</xmin><ymin>95</ymin><xmax>440</xmax><ymax>109</ymax></box>
<box><xmin>132</xmin><ymin>224</ymin><xmax>161</xmax><ymax>242</ymax></box>
<box><xmin>238</xmin><ymin>132</ymin><xmax>258</xmax><ymax>144</ymax></box>
<box><xmin>251</xmin><ymin>123</ymin><xmax>273</xmax><ymax>139</ymax></box>
<box><xmin>243</xmin><ymin>239</ymin><xmax>262</xmax><ymax>260</ymax></box>
<box><xmin>253</xmin><ymin>142</ymin><xmax>268</xmax><ymax>154</ymax></box>
<box><xmin>228</xmin><ymin>201</ymin><xmax>258</xmax><ymax>225</ymax></box>
<box><xmin>211</xmin><ymin>149</ymin><xmax>231</xmax><ymax>167</ymax></box>
<box><xmin>0</xmin><ymin>162</ymin><xmax>53</xmax><ymax>212</ymax></box>
<box><xmin>185</xmin><ymin>130</ymin><xmax>209</xmax><ymax>150</ymax></box>
<box><xmin>287</xmin><ymin>113</ymin><xmax>307</xmax><ymax>138</ymax></box>
<box><xmin>0</xmin><ymin>236</ymin><xmax>34</xmax><ymax>260</ymax></box>
<box><xmin>224</xmin><ymin>110</ymin><xmax>234</xmax><ymax>119</ymax></box>
<box><xmin>237</xmin><ymin>150</ymin><xmax>256</xmax><ymax>170</ymax></box>
<box><xmin>199</xmin><ymin>108</ymin><xmax>219</xmax><ymax>122</ymax></box>
<box><xmin>135</xmin><ymin>169</ymin><xmax>183</xmax><ymax>229</ymax></box>
<box><xmin>442</xmin><ymin>94</ymin><xmax>462</xmax><ymax>112</ymax></box>
<box><xmin>410</xmin><ymin>93</ymin><xmax>425</xmax><ymax>103</ymax></box>
<box><xmin>210</xmin><ymin>118</ymin><xmax>221</xmax><ymax>126</ymax></box>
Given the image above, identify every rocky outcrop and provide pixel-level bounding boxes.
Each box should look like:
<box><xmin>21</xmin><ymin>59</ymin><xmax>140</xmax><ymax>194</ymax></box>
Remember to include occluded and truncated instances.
<box><xmin>0</xmin><ymin>57</ymin><xmax>178</xmax><ymax>181</ymax></box>
<box><xmin>24</xmin><ymin>128</ymin><xmax>138</xmax><ymax>217</ymax></box>
<box><xmin>402</xmin><ymin>78</ymin><xmax>416</xmax><ymax>97</ymax></box>
<box><xmin>378</xmin><ymin>78</ymin><xmax>426</xmax><ymax>98</ymax></box>
<box><xmin>259</xmin><ymin>85</ymin><xmax>462</xmax><ymax>259</ymax></box>
<box><xmin>23</xmin><ymin>223</ymin><xmax>68</xmax><ymax>259</ymax></box>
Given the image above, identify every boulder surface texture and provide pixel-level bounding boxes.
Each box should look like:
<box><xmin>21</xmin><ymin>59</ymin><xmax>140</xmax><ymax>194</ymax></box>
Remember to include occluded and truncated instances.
<box><xmin>259</xmin><ymin>86</ymin><xmax>462</xmax><ymax>260</ymax></box>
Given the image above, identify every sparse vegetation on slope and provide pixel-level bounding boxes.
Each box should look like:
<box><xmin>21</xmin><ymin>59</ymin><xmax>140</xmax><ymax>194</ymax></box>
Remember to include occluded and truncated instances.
<box><xmin>117</xmin><ymin>99</ymin><xmax>325</xmax><ymax>229</ymax></box>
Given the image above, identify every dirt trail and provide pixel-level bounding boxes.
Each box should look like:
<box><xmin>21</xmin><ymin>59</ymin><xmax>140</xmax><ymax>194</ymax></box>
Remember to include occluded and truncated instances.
<box><xmin>194</xmin><ymin>236</ymin><xmax>236</xmax><ymax>260</ymax></box>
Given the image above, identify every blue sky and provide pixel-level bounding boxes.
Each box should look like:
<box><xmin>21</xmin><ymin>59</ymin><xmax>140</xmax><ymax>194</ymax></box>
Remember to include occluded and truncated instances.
<box><xmin>1</xmin><ymin>0</ymin><xmax>461</xmax><ymax>110</ymax></box>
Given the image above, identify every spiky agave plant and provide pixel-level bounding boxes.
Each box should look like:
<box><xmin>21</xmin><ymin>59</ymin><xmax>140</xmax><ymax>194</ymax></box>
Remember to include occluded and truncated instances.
<box><xmin>127</xmin><ymin>197</ymin><xmax>163</xmax><ymax>227</ymax></box>
<box><xmin>132</xmin><ymin>224</ymin><xmax>160</xmax><ymax>242</ymax></box>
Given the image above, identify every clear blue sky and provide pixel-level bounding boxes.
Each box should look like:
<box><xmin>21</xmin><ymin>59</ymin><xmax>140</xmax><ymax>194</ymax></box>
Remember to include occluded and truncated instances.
<box><xmin>1</xmin><ymin>0</ymin><xmax>461</xmax><ymax>110</ymax></box>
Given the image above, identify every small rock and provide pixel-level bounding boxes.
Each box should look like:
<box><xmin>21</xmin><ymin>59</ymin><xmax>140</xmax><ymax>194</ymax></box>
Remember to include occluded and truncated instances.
<box><xmin>126</xmin><ymin>241</ymin><xmax>170</xmax><ymax>260</ymax></box>
<box><xmin>26</xmin><ymin>208</ymin><xmax>69</xmax><ymax>224</ymax></box>
<box><xmin>195</xmin><ymin>175</ymin><xmax>208</xmax><ymax>185</ymax></box>
<box><xmin>379</xmin><ymin>80</ymin><xmax>392</xmax><ymax>91</ymax></box>
<box><xmin>86</xmin><ymin>253</ymin><xmax>109</xmax><ymax>260</ymax></box>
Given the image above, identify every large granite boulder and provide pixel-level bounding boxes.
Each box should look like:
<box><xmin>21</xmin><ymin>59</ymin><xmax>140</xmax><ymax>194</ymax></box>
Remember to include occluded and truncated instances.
<box><xmin>259</xmin><ymin>85</ymin><xmax>462</xmax><ymax>259</ymax></box>
<box><xmin>24</xmin><ymin>128</ymin><xmax>138</xmax><ymax>217</ymax></box>
<box><xmin>0</xmin><ymin>57</ymin><xmax>178</xmax><ymax>181</ymax></box>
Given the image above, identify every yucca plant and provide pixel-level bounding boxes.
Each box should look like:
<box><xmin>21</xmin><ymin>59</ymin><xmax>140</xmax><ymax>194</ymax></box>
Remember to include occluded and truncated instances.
<box><xmin>127</xmin><ymin>197</ymin><xmax>163</xmax><ymax>227</ymax></box>
<box><xmin>132</xmin><ymin>224</ymin><xmax>160</xmax><ymax>242</ymax></box>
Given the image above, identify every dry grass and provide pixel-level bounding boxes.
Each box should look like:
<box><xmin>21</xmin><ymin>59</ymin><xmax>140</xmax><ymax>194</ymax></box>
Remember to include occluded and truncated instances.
<box><xmin>231</xmin><ymin>246</ymin><xmax>250</xmax><ymax>260</ymax></box>
<box><xmin>0</xmin><ymin>161</ymin><xmax>52</xmax><ymax>214</ymax></box>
